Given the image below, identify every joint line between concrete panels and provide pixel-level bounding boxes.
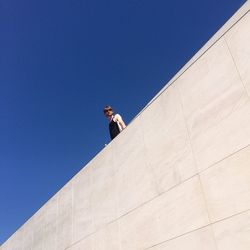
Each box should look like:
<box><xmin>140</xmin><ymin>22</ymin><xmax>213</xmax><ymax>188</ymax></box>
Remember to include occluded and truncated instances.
<box><xmin>198</xmin><ymin>143</ymin><xmax>250</xmax><ymax>175</ymax></box>
<box><xmin>67</xmin><ymin>173</ymin><xmax>199</xmax><ymax>249</ymax></box>
<box><xmin>223</xmin><ymin>35</ymin><xmax>250</xmax><ymax>99</ymax></box>
<box><xmin>144</xmin><ymin>207</ymin><xmax>250</xmax><ymax>250</ymax></box>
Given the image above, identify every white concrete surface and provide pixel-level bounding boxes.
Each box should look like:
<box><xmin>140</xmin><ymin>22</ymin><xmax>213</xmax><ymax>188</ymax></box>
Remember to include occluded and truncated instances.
<box><xmin>1</xmin><ymin>1</ymin><xmax>250</xmax><ymax>249</ymax></box>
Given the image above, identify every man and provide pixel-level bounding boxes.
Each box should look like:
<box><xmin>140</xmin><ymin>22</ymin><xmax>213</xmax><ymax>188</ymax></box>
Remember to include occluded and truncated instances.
<box><xmin>103</xmin><ymin>105</ymin><xmax>126</xmax><ymax>140</ymax></box>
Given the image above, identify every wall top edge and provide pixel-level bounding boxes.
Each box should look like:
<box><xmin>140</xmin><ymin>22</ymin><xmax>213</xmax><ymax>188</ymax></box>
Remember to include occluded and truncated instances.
<box><xmin>135</xmin><ymin>0</ymin><xmax>250</xmax><ymax>119</ymax></box>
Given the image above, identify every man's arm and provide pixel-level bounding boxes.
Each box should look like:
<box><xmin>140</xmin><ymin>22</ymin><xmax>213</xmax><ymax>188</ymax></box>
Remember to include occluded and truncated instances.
<box><xmin>115</xmin><ymin>114</ymin><xmax>126</xmax><ymax>130</ymax></box>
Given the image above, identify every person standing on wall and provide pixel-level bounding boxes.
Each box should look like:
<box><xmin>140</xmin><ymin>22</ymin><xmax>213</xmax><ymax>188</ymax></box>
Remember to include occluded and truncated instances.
<box><xmin>103</xmin><ymin>105</ymin><xmax>126</xmax><ymax>140</ymax></box>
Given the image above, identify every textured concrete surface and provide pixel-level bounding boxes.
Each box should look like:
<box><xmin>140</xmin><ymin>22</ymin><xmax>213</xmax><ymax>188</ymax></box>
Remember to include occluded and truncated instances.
<box><xmin>1</xmin><ymin>1</ymin><xmax>250</xmax><ymax>249</ymax></box>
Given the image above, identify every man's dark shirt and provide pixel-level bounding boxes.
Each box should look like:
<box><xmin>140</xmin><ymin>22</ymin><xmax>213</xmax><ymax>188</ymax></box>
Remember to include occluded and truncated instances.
<box><xmin>109</xmin><ymin>118</ymin><xmax>120</xmax><ymax>140</ymax></box>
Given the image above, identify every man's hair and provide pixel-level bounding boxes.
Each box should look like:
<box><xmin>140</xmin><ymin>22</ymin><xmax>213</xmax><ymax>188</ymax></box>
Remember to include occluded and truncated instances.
<box><xmin>103</xmin><ymin>105</ymin><xmax>113</xmax><ymax>112</ymax></box>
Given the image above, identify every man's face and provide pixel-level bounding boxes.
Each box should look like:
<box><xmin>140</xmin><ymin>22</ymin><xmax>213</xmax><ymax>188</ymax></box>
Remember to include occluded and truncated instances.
<box><xmin>104</xmin><ymin>108</ymin><xmax>113</xmax><ymax>117</ymax></box>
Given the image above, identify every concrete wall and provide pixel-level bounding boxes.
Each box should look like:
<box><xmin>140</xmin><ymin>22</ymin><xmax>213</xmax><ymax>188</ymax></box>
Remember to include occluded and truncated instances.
<box><xmin>2</xmin><ymin>1</ymin><xmax>250</xmax><ymax>249</ymax></box>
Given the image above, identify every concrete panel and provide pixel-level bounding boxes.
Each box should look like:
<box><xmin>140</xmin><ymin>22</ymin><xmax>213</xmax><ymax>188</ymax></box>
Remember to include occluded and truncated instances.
<box><xmin>200</xmin><ymin>145</ymin><xmax>250</xmax><ymax>222</ymax></box>
<box><xmin>119</xmin><ymin>196</ymin><xmax>161</xmax><ymax>250</ymax></box>
<box><xmin>156</xmin><ymin>176</ymin><xmax>210</xmax><ymax>243</ymax></box>
<box><xmin>149</xmin><ymin>226</ymin><xmax>217</xmax><ymax>250</ymax></box>
<box><xmin>43</xmin><ymin>196</ymin><xmax>58</xmax><ymax>250</ymax></box>
<box><xmin>72</xmin><ymin>166</ymin><xmax>93</xmax><ymax>243</ymax></box>
<box><xmin>192</xmin><ymin>98</ymin><xmax>250</xmax><ymax>172</ymax></box>
<box><xmin>119</xmin><ymin>176</ymin><xmax>209</xmax><ymax>250</ymax></box>
<box><xmin>141</xmin><ymin>85</ymin><xmax>197</xmax><ymax>193</ymax></box>
<box><xmin>113</xmin><ymin>116</ymin><xmax>158</xmax><ymax>217</ymax></box>
<box><xmin>56</xmin><ymin>182</ymin><xmax>73</xmax><ymax>250</ymax></box>
<box><xmin>141</xmin><ymin>94</ymin><xmax>180</xmax><ymax>194</ymax></box>
<box><xmin>21</xmin><ymin>219</ymin><xmax>33</xmax><ymax>250</ymax></box>
<box><xmin>93</xmin><ymin>221</ymin><xmax>121</xmax><ymax>250</ymax></box>
<box><xmin>92</xmin><ymin>176</ymin><xmax>118</xmax><ymax>231</ymax></box>
<box><xmin>91</xmin><ymin>143</ymin><xmax>116</xmax><ymax>183</ymax></box>
<box><xmin>177</xmin><ymin>37</ymin><xmax>249</xmax><ymax>171</ymax></box>
<box><xmin>225</xmin><ymin>12</ymin><xmax>250</xmax><ymax>97</ymax></box>
<box><xmin>91</xmin><ymin>145</ymin><xmax>118</xmax><ymax>231</ymax></box>
<box><xmin>213</xmin><ymin>210</ymin><xmax>250</xmax><ymax>250</ymax></box>
<box><xmin>32</xmin><ymin>209</ymin><xmax>46</xmax><ymax>250</ymax></box>
<box><xmin>177</xmin><ymin>37</ymin><xmax>246</xmax><ymax>134</ymax></box>
<box><xmin>161</xmin><ymin>86</ymin><xmax>199</xmax><ymax>184</ymax></box>
<box><xmin>175</xmin><ymin>54</ymin><xmax>209</xmax><ymax>121</ymax></box>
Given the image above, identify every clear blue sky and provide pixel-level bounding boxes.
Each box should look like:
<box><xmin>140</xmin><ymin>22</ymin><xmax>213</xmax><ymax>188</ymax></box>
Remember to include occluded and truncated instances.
<box><xmin>0</xmin><ymin>0</ymin><xmax>246</xmax><ymax>244</ymax></box>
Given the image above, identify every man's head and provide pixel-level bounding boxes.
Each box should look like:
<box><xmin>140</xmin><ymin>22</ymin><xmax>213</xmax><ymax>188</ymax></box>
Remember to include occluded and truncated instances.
<box><xmin>103</xmin><ymin>105</ymin><xmax>113</xmax><ymax>117</ymax></box>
